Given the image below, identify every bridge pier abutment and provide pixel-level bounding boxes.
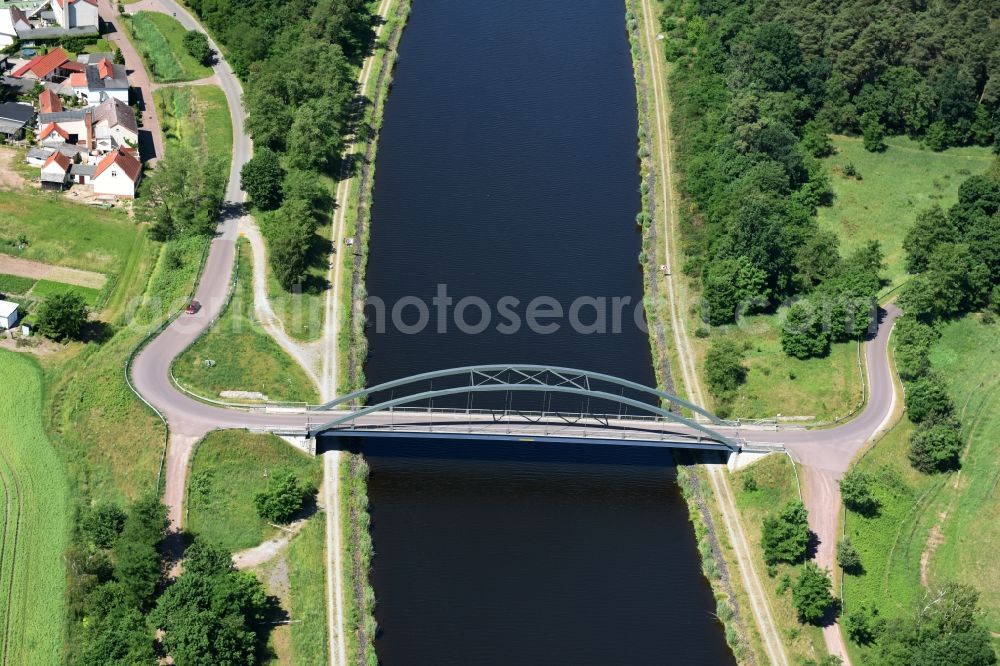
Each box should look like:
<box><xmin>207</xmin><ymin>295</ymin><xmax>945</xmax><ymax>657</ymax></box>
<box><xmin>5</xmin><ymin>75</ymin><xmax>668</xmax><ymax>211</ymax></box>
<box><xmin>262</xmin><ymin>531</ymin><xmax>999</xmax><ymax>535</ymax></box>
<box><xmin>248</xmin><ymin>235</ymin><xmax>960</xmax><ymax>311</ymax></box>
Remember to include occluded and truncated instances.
<box><xmin>279</xmin><ymin>434</ymin><xmax>318</xmax><ymax>456</ymax></box>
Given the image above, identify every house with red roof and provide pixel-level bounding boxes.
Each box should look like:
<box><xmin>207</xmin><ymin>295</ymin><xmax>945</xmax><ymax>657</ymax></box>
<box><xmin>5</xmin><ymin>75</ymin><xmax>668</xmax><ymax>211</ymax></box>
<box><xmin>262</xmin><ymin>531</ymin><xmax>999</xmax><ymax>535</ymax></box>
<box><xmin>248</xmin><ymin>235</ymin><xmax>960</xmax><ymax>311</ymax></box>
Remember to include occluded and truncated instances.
<box><xmin>92</xmin><ymin>148</ymin><xmax>141</xmax><ymax>198</ymax></box>
<box><xmin>38</xmin><ymin>89</ymin><xmax>63</xmax><ymax>114</ymax></box>
<box><xmin>11</xmin><ymin>47</ymin><xmax>80</xmax><ymax>81</ymax></box>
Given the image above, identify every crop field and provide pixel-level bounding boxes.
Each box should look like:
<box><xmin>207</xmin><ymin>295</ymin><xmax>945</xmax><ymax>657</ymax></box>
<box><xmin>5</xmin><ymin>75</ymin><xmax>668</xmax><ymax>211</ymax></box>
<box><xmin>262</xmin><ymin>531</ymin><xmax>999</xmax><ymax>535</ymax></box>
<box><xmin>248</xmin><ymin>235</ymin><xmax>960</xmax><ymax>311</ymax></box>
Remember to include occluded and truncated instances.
<box><xmin>817</xmin><ymin>136</ymin><xmax>993</xmax><ymax>291</ymax></box>
<box><xmin>127</xmin><ymin>12</ymin><xmax>214</xmax><ymax>83</ymax></box>
<box><xmin>0</xmin><ymin>274</ymin><xmax>35</xmax><ymax>295</ymax></box>
<box><xmin>29</xmin><ymin>280</ymin><xmax>102</xmax><ymax>307</ymax></box>
<box><xmin>186</xmin><ymin>430</ymin><xmax>321</xmax><ymax>551</ymax></box>
<box><xmin>173</xmin><ymin>240</ymin><xmax>319</xmax><ymax>404</ymax></box>
<box><xmin>0</xmin><ymin>351</ymin><xmax>70</xmax><ymax>664</ymax></box>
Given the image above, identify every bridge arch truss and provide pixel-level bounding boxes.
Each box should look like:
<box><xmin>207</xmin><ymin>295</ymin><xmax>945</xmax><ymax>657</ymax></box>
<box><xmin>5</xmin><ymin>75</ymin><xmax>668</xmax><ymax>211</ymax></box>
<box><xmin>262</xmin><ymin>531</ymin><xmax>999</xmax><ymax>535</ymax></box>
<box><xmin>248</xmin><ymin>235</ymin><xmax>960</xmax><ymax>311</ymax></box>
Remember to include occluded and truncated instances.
<box><xmin>308</xmin><ymin>365</ymin><xmax>741</xmax><ymax>451</ymax></box>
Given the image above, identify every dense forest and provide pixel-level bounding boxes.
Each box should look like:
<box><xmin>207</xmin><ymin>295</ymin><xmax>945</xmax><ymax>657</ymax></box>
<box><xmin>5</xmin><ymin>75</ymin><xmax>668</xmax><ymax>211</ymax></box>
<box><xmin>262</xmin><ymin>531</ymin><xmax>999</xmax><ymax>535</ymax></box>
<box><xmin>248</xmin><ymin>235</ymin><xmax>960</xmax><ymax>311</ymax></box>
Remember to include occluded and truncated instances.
<box><xmin>661</xmin><ymin>0</ymin><xmax>999</xmax><ymax>335</ymax></box>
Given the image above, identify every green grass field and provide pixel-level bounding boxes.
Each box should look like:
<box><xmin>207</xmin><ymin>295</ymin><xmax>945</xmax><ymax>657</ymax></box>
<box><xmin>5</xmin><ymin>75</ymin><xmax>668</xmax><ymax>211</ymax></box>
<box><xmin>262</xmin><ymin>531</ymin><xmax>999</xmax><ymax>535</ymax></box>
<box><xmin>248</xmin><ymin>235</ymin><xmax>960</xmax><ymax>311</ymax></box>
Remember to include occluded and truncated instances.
<box><xmin>127</xmin><ymin>12</ymin><xmax>213</xmax><ymax>83</ymax></box>
<box><xmin>730</xmin><ymin>454</ymin><xmax>827</xmax><ymax>662</ymax></box>
<box><xmin>843</xmin><ymin>315</ymin><xmax>1000</xmax><ymax>659</ymax></box>
<box><xmin>0</xmin><ymin>190</ymin><xmax>140</xmax><ymax>276</ymax></box>
<box><xmin>29</xmin><ymin>280</ymin><xmax>102</xmax><ymax>307</ymax></box>
<box><xmin>0</xmin><ymin>351</ymin><xmax>70</xmax><ymax>664</ymax></box>
<box><xmin>287</xmin><ymin>515</ymin><xmax>329</xmax><ymax>665</ymax></box>
<box><xmin>186</xmin><ymin>431</ymin><xmax>321</xmax><ymax>552</ymax></box>
<box><xmin>923</xmin><ymin>317</ymin><xmax>1000</xmax><ymax>629</ymax></box>
<box><xmin>173</xmin><ymin>240</ymin><xmax>319</xmax><ymax>403</ymax></box>
<box><xmin>817</xmin><ymin>136</ymin><xmax>993</xmax><ymax>291</ymax></box>
<box><xmin>698</xmin><ymin>312</ymin><xmax>863</xmax><ymax>421</ymax></box>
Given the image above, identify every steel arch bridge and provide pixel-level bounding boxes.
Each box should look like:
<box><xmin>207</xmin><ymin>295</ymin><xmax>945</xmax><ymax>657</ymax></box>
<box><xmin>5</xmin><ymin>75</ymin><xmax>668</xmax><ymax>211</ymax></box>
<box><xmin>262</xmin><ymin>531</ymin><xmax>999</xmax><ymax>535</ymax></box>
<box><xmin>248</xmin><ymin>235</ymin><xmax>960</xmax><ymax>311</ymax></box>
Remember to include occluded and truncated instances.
<box><xmin>307</xmin><ymin>365</ymin><xmax>742</xmax><ymax>452</ymax></box>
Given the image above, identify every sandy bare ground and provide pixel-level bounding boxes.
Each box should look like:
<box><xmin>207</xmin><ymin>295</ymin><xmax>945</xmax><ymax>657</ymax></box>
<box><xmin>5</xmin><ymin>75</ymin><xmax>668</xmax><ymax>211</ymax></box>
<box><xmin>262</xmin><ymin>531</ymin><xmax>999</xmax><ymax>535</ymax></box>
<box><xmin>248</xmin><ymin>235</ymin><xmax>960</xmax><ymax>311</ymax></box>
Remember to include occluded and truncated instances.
<box><xmin>232</xmin><ymin>518</ymin><xmax>308</xmax><ymax>569</ymax></box>
<box><xmin>0</xmin><ymin>253</ymin><xmax>108</xmax><ymax>289</ymax></box>
<box><xmin>0</xmin><ymin>147</ymin><xmax>26</xmax><ymax>190</ymax></box>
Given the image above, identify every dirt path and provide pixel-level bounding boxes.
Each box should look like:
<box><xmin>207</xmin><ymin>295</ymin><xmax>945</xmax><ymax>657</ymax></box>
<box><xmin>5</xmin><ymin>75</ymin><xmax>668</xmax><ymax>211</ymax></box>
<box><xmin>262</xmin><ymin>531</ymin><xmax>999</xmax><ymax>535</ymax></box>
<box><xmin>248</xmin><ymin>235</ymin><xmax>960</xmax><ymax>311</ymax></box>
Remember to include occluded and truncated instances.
<box><xmin>635</xmin><ymin>1</ymin><xmax>791</xmax><ymax>664</ymax></box>
<box><xmin>152</xmin><ymin>75</ymin><xmax>221</xmax><ymax>91</ymax></box>
<box><xmin>232</xmin><ymin>518</ymin><xmax>308</xmax><ymax>569</ymax></box>
<box><xmin>0</xmin><ymin>253</ymin><xmax>107</xmax><ymax>289</ymax></box>
<box><xmin>0</xmin><ymin>148</ymin><xmax>26</xmax><ymax>190</ymax></box>
<box><xmin>323</xmin><ymin>451</ymin><xmax>348</xmax><ymax>666</ymax></box>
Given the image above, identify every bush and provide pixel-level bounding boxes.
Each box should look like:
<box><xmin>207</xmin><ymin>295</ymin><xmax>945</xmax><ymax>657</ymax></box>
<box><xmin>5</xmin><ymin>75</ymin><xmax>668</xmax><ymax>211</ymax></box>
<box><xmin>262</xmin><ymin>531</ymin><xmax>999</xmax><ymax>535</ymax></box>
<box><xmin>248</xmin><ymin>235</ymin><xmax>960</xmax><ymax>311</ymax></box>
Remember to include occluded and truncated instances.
<box><xmin>36</xmin><ymin>291</ymin><xmax>88</xmax><ymax>340</ymax></box>
<box><xmin>792</xmin><ymin>562</ymin><xmax>837</xmax><ymax>624</ymax></box>
<box><xmin>182</xmin><ymin>30</ymin><xmax>212</xmax><ymax>66</ymax></box>
<box><xmin>904</xmin><ymin>376</ymin><xmax>953</xmax><ymax>423</ymax></box>
<box><xmin>761</xmin><ymin>500</ymin><xmax>811</xmax><ymax>565</ymax></box>
<box><xmin>839</xmin><ymin>469</ymin><xmax>880</xmax><ymax>516</ymax></box>
<box><xmin>705</xmin><ymin>339</ymin><xmax>748</xmax><ymax>399</ymax></box>
<box><xmin>781</xmin><ymin>300</ymin><xmax>830</xmax><ymax>359</ymax></box>
<box><xmin>908</xmin><ymin>420</ymin><xmax>963</xmax><ymax>473</ymax></box>
<box><xmin>81</xmin><ymin>502</ymin><xmax>127</xmax><ymax>549</ymax></box>
<box><xmin>240</xmin><ymin>148</ymin><xmax>285</xmax><ymax>210</ymax></box>
<box><xmin>254</xmin><ymin>471</ymin><xmax>309</xmax><ymax>524</ymax></box>
<box><xmin>845</xmin><ymin>604</ymin><xmax>882</xmax><ymax>645</ymax></box>
<box><xmin>837</xmin><ymin>537</ymin><xmax>862</xmax><ymax>574</ymax></box>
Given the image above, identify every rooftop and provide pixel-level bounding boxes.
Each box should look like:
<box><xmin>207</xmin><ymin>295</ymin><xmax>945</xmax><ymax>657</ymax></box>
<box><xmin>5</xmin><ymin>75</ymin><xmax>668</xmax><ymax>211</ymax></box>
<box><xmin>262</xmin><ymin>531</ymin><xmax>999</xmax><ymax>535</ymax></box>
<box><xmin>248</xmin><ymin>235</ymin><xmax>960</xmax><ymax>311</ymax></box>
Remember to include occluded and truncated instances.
<box><xmin>0</xmin><ymin>301</ymin><xmax>19</xmax><ymax>318</ymax></box>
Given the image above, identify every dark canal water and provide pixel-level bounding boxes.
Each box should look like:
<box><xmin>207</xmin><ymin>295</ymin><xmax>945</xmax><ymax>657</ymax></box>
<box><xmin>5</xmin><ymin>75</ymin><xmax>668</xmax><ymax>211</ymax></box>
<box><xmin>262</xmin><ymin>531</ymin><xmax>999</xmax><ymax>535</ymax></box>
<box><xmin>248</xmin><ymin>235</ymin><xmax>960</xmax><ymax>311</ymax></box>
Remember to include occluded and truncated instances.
<box><xmin>356</xmin><ymin>0</ymin><xmax>736</xmax><ymax>663</ymax></box>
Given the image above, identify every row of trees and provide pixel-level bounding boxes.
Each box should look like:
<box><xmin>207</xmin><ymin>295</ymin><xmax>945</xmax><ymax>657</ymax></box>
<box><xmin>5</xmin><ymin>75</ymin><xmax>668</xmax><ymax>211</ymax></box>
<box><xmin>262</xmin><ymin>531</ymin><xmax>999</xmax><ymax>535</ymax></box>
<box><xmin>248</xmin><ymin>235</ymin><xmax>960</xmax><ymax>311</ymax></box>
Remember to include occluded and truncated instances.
<box><xmin>759</xmin><ymin>499</ymin><xmax>839</xmax><ymax>624</ymax></box>
<box><xmin>893</xmin><ymin>174</ymin><xmax>1000</xmax><ymax>472</ymax></box>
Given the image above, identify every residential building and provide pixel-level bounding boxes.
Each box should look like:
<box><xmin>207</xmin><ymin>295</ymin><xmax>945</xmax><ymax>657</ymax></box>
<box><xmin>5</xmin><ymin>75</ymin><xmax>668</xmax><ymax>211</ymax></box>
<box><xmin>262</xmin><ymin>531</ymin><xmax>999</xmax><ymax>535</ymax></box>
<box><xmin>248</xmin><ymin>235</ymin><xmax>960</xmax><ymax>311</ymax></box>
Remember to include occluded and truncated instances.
<box><xmin>10</xmin><ymin>46</ymin><xmax>82</xmax><ymax>81</ymax></box>
<box><xmin>0</xmin><ymin>0</ymin><xmax>98</xmax><ymax>47</ymax></box>
<box><xmin>0</xmin><ymin>300</ymin><xmax>20</xmax><ymax>329</ymax></box>
<box><xmin>92</xmin><ymin>148</ymin><xmax>141</xmax><ymax>198</ymax></box>
<box><xmin>40</xmin><ymin>149</ymin><xmax>72</xmax><ymax>189</ymax></box>
<box><xmin>38</xmin><ymin>88</ymin><xmax>62</xmax><ymax>113</ymax></box>
<box><xmin>69</xmin><ymin>57</ymin><xmax>128</xmax><ymax>105</ymax></box>
<box><xmin>91</xmin><ymin>96</ymin><xmax>137</xmax><ymax>150</ymax></box>
<box><xmin>0</xmin><ymin>101</ymin><xmax>34</xmax><ymax>140</ymax></box>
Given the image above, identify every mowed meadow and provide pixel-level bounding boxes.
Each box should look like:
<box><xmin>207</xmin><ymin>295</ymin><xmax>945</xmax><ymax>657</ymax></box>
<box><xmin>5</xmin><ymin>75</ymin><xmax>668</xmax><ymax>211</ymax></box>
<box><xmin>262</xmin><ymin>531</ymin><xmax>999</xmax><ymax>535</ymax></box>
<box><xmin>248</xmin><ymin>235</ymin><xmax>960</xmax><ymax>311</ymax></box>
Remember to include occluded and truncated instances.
<box><xmin>0</xmin><ymin>351</ymin><xmax>70</xmax><ymax>664</ymax></box>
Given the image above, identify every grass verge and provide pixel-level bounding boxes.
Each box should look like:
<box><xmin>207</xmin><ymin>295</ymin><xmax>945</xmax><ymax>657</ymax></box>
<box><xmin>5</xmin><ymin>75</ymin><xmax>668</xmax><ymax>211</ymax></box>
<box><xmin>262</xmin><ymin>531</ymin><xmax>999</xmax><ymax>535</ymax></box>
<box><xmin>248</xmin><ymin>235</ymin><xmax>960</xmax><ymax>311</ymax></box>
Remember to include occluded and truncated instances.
<box><xmin>186</xmin><ymin>430</ymin><xmax>320</xmax><ymax>552</ymax></box>
<box><xmin>0</xmin><ymin>350</ymin><xmax>70</xmax><ymax>665</ymax></box>
<box><xmin>173</xmin><ymin>239</ymin><xmax>319</xmax><ymax>404</ymax></box>
<box><xmin>340</xmin><ymin>452</ymin><xmax>377</xmax><ymax>665</ymax></box>
<box><xmin>124</xmin><ymin>11</ymin><xmax>214</xmax><ymax>83</ymax></box>
<box><xmin>287</xmin><ymin>514</ymin><xmax>330</xmax><ymax>665</ymax></box>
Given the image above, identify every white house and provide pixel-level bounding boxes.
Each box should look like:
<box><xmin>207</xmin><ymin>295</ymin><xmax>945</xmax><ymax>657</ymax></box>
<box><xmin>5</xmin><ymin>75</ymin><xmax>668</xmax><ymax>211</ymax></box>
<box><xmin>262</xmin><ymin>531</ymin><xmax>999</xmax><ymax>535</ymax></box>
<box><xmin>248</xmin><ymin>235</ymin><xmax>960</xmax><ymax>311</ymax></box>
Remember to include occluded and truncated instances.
<box><xmin>69</xmin><ymin>58</ymin><xmax>128</xmax><ymax>105</ymax></box>
<box><xmin>37</xmin><ymin>108</ymin><xmax>92</xmax><ymax>147</ymax></box>
<box><xmin>53</xmin><ymin>0</ymin><xmax>98</xmax><ymax>30</ymax></box>
<box><xmin>0</xmin><ymin>300</ymin><xmax>20</xmax><ymax>329</ymax></box>
<box><xmin>0</xmin><ymin>6</ymin><xmax>31</xmax><ymax>47</ymax></box>
<box><xmin>92</xmin><ymin>148</ymin><xmax>141</xmax><ymax>198</ymax></box>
